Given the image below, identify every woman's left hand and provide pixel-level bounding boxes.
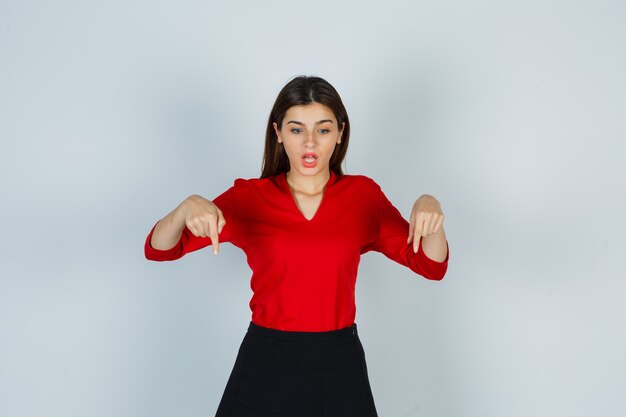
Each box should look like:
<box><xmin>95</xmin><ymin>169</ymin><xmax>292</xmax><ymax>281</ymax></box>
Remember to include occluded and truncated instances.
<box><xmin>407</xmin><ymin>194</ymin><xmax>445</xmax><ymax>251</ymax></box>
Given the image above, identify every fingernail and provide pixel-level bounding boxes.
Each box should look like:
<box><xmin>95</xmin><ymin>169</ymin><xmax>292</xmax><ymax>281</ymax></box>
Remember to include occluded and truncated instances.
<box><xmin>413</xmin><ymin>245</ymin><xmax>417</xmax><ymax>253</ymax></box>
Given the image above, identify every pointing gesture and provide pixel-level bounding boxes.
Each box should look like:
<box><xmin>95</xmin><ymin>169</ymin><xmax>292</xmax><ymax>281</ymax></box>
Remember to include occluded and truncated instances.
<box><xmin>180</xmin><ymin>194</ymin><xmax>227</xmax><ymax>255</ymax></box>
<box><xmin>407</xmin><ymin>194</ymin><xmax>445</xmax><ymax>253</ymax></box>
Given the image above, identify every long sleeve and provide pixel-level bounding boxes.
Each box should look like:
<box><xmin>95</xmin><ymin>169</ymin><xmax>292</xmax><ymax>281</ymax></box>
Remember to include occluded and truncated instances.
<box><xmin>144</xmin><ymin>181</ymin><xmax>238</xmax><ymax>261</ymax></box>
<box><xmin>370</xmin><ymin>184</ymin><xmax>449</xmax><ymax>280</ymax></box>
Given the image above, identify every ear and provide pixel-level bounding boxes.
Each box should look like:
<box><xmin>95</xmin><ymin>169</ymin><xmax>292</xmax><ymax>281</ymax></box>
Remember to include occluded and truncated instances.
<box><xmin>273</xmin><ymin>122</ymin><xmax>282</xmax><ymax>142</ymax></box>
<box><xmin>338</xmin><ymin>122</ymin><xmax>345</xmax><ymax>142</ymax></box>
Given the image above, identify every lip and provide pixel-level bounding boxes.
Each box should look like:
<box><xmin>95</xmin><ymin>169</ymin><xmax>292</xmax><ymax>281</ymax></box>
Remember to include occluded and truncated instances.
<box><xmin>301</xmin><ymin>152</ymin><xmax>318</xmax><ymax>168</ymax></box>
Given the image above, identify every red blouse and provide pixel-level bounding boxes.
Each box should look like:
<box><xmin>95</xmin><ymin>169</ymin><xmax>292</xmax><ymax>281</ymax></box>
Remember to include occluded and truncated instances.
<box><xmin>145</xmin><ymin>170</ymin><xmax>449</xmax><ymax>331</ymax></box>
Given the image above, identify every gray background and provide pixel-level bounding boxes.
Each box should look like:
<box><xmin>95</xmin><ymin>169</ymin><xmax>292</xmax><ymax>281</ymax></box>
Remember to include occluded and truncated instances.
<box><xmin>1</xmin><ymin>1</ymin><xmax>625</xmax><ymax>416</ymax></box>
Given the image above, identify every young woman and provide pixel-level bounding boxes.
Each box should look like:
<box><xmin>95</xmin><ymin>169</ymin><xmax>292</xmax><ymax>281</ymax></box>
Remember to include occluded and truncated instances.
<box><xmin>145</xmin><ymin>75</ymin><xmax>450</xmax><ymax>417</ymax></box>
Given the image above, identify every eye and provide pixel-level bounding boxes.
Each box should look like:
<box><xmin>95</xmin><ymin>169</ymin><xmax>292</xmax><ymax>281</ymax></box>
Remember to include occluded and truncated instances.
<box><xmin>319</xmin><ymin>129</ymin><xmax>330</xmax><ymax>134</ymax></box>
<box><xmin>291</xmin><ymin>128</ymin><xmax>302</xmax><ymax>134</ymax></box>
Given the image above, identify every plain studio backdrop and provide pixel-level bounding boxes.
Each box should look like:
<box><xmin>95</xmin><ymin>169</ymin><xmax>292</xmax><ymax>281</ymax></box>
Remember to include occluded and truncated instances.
<box><xmin>1</xmin><ymin>1</ymin><xmax>625</xmax><ymax>416</ymax></box>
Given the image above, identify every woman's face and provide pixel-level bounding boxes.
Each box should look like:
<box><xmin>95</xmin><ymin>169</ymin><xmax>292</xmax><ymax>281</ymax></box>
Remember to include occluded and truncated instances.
<box><xmin>273</xmin><ymin>102</ymin><xmax>344</xmax><ymax>178</ymax></box>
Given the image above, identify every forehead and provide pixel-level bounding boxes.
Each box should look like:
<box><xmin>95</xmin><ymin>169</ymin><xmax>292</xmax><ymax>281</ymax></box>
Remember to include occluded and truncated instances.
<box><xmin>285</xmin><ymin>102</ymin><xmax>336</xmax><ymax>122</ymax></box>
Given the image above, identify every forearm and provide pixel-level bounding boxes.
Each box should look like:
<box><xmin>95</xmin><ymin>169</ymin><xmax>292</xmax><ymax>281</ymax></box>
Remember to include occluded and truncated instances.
<box><xmin>420</xmin><ymin>225</ymin><xmax>448</xmax><ymax>262</ymax></box>
<box><xmin>150</xmin><ymin>203</ymin><xmax>188</xmax><ymax>251</ymax></box>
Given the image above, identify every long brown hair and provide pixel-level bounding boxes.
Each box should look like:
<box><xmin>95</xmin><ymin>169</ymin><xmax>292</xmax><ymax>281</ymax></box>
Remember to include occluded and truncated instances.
<box><xmin>260</xmin><ymin>75</ymin><xmax>350</xmax><ymax>179</ymax></box>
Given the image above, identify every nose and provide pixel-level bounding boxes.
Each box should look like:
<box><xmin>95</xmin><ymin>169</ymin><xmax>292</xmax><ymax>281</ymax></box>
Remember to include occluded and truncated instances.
<box><xmin>304</xmin><ymin>131</ymin><xmax>316</xmax><ymax>147</ymax></box>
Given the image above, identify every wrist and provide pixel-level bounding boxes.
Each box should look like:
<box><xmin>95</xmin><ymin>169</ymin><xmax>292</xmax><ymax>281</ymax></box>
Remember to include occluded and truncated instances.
<box><xmin>173</xmin><ymin>201</ymin><xmax>189</xmax><ymax>226</ymax></box>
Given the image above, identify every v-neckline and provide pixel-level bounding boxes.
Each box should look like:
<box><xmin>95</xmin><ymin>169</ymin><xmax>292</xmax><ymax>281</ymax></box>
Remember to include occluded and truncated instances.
<box><xmin>282</xmin><ymin>170</ymin><xmax>336</xmax><ymax>222</ymax></box>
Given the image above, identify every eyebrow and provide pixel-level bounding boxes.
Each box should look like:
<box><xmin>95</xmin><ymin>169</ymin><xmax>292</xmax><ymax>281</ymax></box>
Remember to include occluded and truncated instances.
<box><xmin>286</xmin><ymin>120</ymin><xmax>334</xmax><ymax>126</ymax></box>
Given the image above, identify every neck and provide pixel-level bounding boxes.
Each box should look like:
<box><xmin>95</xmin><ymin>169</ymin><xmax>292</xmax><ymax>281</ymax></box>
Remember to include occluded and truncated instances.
<box><xmin>286</xmin><ymin>169</ymin><xmax>330</xmax><ymax>195</ymax></box>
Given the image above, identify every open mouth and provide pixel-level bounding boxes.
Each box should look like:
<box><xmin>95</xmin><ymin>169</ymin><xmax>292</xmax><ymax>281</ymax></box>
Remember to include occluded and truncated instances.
<box><xmin>302</xmin><ymin>153</ymin><xmax>318</xmax><ymax>166</ymax></box>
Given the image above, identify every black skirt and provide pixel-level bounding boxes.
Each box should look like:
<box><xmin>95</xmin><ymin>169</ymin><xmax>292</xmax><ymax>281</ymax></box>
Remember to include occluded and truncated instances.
<box><xmin>215</xmin><ymin>320</ymin><xmax>379</xmax><ymax>417</ymax></box>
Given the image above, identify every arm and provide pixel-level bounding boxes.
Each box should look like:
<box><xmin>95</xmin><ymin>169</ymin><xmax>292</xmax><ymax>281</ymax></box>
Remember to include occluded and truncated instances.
<box><xmin>370</xmin><ymin>184</ymin><xmax>449</xmax><ymax>280</ymax></box>
<box><xmin>150</xmin><ymin>202</ymin><xmax>187</xmax><ymax>251</ymax></box>
<box><xmin>144</xmin><ymin>182</ymin><xmax>238</xmax><ymax>261</ymax></box>
<box><xmin>144</xmin><ymin>202</ymin><xmax>189</xmax><ymax>262</ymax></box>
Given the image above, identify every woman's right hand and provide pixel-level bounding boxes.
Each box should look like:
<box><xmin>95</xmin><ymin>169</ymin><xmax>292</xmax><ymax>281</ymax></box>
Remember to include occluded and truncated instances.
<box><xmin>179</xmin><ymin>194</ymin><xmax>226</xmax><ymax>255</ymax></box>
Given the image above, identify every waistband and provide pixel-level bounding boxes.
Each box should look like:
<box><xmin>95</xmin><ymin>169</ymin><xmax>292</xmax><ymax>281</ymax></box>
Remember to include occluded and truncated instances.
<box><xmin>247</xmin><ymin>320</ymin><xmax>358</xmax><ymax>342</ymax></box>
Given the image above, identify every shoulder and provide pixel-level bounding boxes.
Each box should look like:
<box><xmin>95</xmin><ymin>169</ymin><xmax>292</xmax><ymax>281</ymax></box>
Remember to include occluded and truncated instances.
<box><xmin>338</xmin><ymin>173</ymin><xmax>382</xmax><ymax>192</ymax></box>
<box><xmin>231</xmin><ymin>174</ymin><xmax>282</xmax><ymax>194</ymax></box>
<box><xmin>334</xmin><ymin>174</ymin><xmax>383</xmax><ymax>206</ymax></box>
